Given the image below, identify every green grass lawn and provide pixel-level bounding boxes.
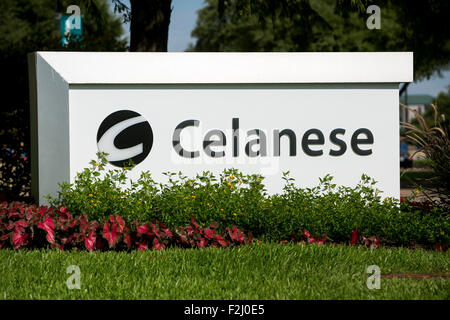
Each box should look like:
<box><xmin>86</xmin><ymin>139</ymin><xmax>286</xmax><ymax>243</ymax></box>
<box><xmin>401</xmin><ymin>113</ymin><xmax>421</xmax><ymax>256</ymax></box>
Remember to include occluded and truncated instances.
<box><xmin>0</xmin><ymin>243</ymin><xmax>448</xmax><ymax>300</ymax></box>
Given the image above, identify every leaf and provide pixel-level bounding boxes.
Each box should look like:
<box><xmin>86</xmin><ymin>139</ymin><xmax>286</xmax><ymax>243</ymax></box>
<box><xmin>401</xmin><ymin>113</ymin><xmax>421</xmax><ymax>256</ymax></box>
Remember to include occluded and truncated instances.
<box><xmin>37</xmin><ymin>216</ymin><xmax>55</xmax><ymax>244</ymax></box>
<box><xmin>79</xmin><ymin>216</ymin><xmax>90</xmax><ymax>232</ymax></box>
<box><xmin>162</xmin><ymin>227</ymin><xmax>173</xmax><ymax>238</ymax></box>
<box><xmin>303</xmin><ymin>229</ymin><xmax>311</xmax><ymax>239</ymax></box>
<box><xmin>103</xmin><ymin>222</ymin><xmax>119</xmax><ymax>248</ymax></box>
<box><xmin>246</xmin><ymin>233</ymin><xmax>254</xmax><ymax>244</ymax></box>
<box><xmin>372</xmin><ymin>236</ymin><xmax>380</xmax><ymax>248</ymax></box>
<box><xmin>186</xmin><ymin>226</ymin><xmax>194</xmax><ymax>237</ymax></box>
<box><xmin>191</xmin><ymin>217</ymin><xmax>200</xmax><ymax>229</ymax></box>
<box><xmin>137</xmin><ymin>224</ymin><xmax>149</xmax><ymax>235</ymax></box>
<box><xmin>59</xmin><ymin>206</ymin><xmax>68</xmax><ymax>214</ymax></box>
<box><xmin>150</xmin><ymin>223</ymin><xmax>160</xmax><ymax>238</ymax></box>
<box><xmin>14</xmin><ymin>220</ymin><xmax>28</xmax><ymax>228</ymax></box>
<box><xmin>115</xmin><ymin>215</ymin><xmax>126</xmax><ymax>233</ymax></box>
<box><xmin>350</xmin><ymin>227</ymin><xmax>358</xmax><ymax>245</ymax></box>
<box><xmin>137</xmin><ymin>240</ymin><xmax>148</xmax><ymax>251</ymax></box>
<box><xmin>6</xmin><ymin>221</ymin><xmax>15</xmax><ymax>231</ymax></box>
<box><xmin>58</xmin><ymin>206</ymin><xmax>71</xmax><ymax>220</ymax></box>
<box><xmin>316</xmin><ymin>239</ymin><xmax>326</xmax><ymax>246</ymax></box>
<box><xmin>210</xmin><ymin>222</ymin><xmax>219</xmax><ymax>229</ymax></box>
<box><xmin>8</xmin><ymin>211</ymin><xmax>21</xmax><ymax>218</ymax></box>
<box><xmin>228</xmin><ymin>226</ymin><xmax>245</xmax><ymax>243</ymax></box>
<box><xmin>123</xmin><ymin>232</ymin><xmax>132</xmax><ymax>249</ymax></box>
<box><xmin>62</xmin><ymin>234</ymin><xmax>76</xmax><ymax>245</ymax></box>
<box><xmin>198</xmin><ymin>238</ymin><xmax>206</xmax><ymax>248</ymax></box>
<box><xmin>0</xmin><ymin>234</ymin><xmax>9</xmax><ymax>241</ymax></box>
<box><xmin>153</xmin><ymin>238</ymin><xmax>165</xmax><ymax>250</ymax></box>
<box><xmin>38</xmin><ymin>206</ymin><xmax>47</xmax><ymax>217</ymax></box>
<box><xmin>204</xmin><ymin>228</ymin><xmax>214</xmax><ymax>239</ymax></box>
<box><xmin>215</xmin><ymin>234</ymin><xmax>228</xmax><ymax>247</ymax></box>
<box><xmin>66</xmin><ymin>216</ymin><xmax>78</xmax><ymax>229</ymax></box>
<box><xmin>11</xmin><ymin>227</ymin><xmax>28</xmax><ymax>249</ymax></box>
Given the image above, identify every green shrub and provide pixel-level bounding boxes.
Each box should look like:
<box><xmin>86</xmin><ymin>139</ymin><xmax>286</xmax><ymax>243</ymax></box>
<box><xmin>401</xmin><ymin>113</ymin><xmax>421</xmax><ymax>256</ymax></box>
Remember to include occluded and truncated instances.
<box><xmin>47</xmin><ymin>153</ymin><xmax>449</xmax><ymax>246</ymax></box>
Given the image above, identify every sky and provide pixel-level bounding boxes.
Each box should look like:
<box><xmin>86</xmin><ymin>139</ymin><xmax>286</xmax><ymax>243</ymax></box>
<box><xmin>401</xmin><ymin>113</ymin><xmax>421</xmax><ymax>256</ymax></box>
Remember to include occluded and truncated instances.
<box><xmin>109</xmin><ymin>0</ymin><xmax>449</xmax><ymax>98</ymax></box>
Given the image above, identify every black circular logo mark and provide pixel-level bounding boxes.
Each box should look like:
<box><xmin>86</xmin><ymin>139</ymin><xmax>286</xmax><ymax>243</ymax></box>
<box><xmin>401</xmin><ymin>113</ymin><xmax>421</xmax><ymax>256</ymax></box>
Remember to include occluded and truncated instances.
<box><xmin>97</xmin><ymin>110</ymin><xmax>153</xmax><ymax>167</ymax></box>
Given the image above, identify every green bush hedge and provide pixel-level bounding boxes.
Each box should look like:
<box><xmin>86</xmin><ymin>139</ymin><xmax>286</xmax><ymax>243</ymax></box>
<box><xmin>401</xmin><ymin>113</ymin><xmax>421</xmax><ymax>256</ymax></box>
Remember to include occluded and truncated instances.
<box><xmin>47</xmin><ymin>153</ymin><xmax>449</xmax><ymax>246</ymax></box>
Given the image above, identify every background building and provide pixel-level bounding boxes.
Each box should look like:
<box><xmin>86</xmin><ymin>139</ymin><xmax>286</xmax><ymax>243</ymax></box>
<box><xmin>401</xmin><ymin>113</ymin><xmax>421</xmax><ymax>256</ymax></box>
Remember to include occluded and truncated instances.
<box><xmin>400</xmin><ymin>94</ymin><xmax>434</xmax><ymax>123</ymax></box>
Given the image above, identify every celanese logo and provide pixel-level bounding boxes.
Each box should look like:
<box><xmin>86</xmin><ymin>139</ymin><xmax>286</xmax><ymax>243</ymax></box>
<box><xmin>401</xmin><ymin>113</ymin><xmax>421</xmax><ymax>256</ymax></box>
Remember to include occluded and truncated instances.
<box><xmin>97</xmin><ymin>110</ymin><xmax>153</xmax><ymax>167</ymax></box>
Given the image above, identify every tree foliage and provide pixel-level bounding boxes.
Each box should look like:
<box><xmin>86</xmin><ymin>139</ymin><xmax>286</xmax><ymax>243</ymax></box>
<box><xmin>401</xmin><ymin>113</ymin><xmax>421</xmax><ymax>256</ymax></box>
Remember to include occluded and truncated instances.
<box><xmin>0</xmin><ymin>0</ymin><xmax>127</xmax><ymax>200</ymax></box>
<box><xmin>414</xmin><ymin>87</ymin><xmax>450</xmax><ymax>128</ymax></box>
<box><xmin>190</xmin><ymin>0</ymin><xmax>449</xmax><ymax>81</ymax></box>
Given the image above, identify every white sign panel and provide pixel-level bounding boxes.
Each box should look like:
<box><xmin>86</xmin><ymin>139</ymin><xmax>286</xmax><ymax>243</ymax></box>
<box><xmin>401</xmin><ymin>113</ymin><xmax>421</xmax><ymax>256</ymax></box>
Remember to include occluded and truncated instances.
<box><xmin>28</xmin><ymin>52</ymin><xmax>413</xmax><ymax>204</ymax></box>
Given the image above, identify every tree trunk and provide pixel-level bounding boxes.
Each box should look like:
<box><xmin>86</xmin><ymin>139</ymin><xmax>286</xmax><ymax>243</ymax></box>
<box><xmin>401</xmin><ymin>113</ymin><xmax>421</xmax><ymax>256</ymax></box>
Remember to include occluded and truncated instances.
<box><xmin>130</xmin><ymin>0</ymin><xmax>172</xmax><ymax>52</ymax></box>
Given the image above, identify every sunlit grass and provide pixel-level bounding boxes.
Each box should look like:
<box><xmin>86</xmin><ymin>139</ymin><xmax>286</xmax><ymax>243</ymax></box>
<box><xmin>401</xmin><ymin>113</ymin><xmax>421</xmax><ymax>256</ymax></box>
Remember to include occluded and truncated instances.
<box><xmin>0</xmin><ymin>243</ymin><xmax>448</xmax><ymax>299</ymax></box>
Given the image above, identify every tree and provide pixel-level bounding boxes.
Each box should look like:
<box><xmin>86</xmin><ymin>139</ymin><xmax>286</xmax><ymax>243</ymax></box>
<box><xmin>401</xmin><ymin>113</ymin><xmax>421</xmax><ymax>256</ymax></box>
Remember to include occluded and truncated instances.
<box><xmin>113</xmin><ymin>0</ymin><xmax>358</xmax><ymax>52</ymax></box>
<box><xmin>111</xmin><ymin>0</ymin><xmax>172</xmax><ymax>51</ymax></box>
<box><xmin>0</xmin><ymin>0</ymin><xmax>127</xmax><ymax>118</ymax></box>
<box><xmin>188</xmin><ymin>0</ymin><xmax>449</xmax><ymax>81</ymax></box>
<box><xmin>130</xmin><ymin>0</ymin><xmax>172</xmax><ymax>51</ymax></box>
<box><xmin>412</xmin><ymin>87</ymin><xmax>450</xmax><ymax>128</ymax></box>
<box><xmin>0</xmin><ymin>0</ymin><xmax>127</xmax><ymax>201</ymax></box>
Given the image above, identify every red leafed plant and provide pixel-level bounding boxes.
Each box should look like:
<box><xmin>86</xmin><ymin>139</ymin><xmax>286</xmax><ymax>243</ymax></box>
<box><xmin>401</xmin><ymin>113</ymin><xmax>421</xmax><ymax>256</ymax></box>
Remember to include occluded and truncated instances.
<box><xmin>173</xmin><ymin>218</ymin><xmax>253</xmax><ymax>249</ymax></box>
<box><xmin>1</xmin><ymin>202</ymin><xmax>41</xmax><ymax>249</ymax></box>
<box><xmin>350</xmin><ymin>227</ymin><xmax>380</xmax><ymax>248</ymax></box>
<box><xmin>38</xmin><ymin>215</ymin><xmax>55</xmax><ymax>245</ymax></box>
<box><xmin>0</xmin><ymin>202</ymin><xmax>255</xmax><ymax>252</ymax></box>
<box><xmin>103</xmin><ymin>215</ymin><xmax>131</xmax><ymax>249</ymax></box>
<box><xmin>134</xmin><ymin>220</ymin><xmax>173</xmax><ymax>251</ymax></box>
<box><xmin>287</xmin><ymin>229</ymin><xmax>330</xmax><ymax>246</ymax></box>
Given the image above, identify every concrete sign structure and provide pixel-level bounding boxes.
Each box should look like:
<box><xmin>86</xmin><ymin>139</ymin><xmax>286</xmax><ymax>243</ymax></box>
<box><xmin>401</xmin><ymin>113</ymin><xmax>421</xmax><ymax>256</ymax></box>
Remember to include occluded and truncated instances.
<box><xmin>28</xmin><ymin>52</ymin><xmax>413</xmax><ymax>204</ymax></box>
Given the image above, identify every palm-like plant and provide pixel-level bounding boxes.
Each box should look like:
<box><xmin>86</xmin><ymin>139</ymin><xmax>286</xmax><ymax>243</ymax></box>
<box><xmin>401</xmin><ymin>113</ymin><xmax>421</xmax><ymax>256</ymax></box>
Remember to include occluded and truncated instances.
<box><xmin>400</xmin><ymin>103</ymin><xmax>450</xmax><ymax>209</ymax></box>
